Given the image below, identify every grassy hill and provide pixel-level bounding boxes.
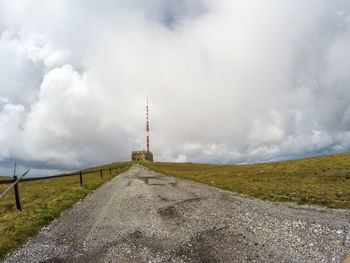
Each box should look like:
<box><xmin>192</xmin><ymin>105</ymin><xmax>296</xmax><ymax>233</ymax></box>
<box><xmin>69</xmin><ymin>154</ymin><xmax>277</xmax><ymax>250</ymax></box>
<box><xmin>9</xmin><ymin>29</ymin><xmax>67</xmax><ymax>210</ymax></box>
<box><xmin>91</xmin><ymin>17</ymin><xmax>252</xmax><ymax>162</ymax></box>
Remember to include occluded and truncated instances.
<box><xmin>142</xmin><ymin>151</ymin><xmax>350</xmax><ymax>209</ymax></box>
<box><xmin>0</xmin><ymin>162</ymin><xmax>131</xmax><ymax>260</ymax></box>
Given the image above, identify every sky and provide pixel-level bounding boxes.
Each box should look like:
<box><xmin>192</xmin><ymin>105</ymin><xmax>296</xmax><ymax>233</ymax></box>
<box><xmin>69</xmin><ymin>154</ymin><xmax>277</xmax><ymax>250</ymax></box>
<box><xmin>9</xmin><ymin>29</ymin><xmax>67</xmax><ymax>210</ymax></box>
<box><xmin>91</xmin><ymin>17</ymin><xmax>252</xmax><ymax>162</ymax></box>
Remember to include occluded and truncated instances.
<box><xmin>0</xmin><ymin>0</ymin><xmax>350</xmax><ymax>176</ymax></box>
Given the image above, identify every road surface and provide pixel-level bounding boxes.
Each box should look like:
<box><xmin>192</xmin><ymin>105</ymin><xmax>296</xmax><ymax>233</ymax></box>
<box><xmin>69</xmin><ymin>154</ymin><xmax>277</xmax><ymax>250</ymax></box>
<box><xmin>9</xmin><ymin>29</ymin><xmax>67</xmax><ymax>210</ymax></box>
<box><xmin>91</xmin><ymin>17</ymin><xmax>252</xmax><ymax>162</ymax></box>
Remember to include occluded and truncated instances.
<box><xmin>3</xmin><ymin>164</ymin><xmax>350</xmax><ymax>262</ymax></box>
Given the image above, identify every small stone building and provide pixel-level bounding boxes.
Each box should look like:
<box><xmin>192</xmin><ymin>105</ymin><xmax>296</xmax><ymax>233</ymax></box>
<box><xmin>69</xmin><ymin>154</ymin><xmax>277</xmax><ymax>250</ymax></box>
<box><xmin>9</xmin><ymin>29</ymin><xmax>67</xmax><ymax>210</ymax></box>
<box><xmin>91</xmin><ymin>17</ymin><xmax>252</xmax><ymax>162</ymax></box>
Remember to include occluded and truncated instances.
<box><xmin>131</xmin><ymin>151</ymin><xmax>153</xmax><ymax>162</ymax></box>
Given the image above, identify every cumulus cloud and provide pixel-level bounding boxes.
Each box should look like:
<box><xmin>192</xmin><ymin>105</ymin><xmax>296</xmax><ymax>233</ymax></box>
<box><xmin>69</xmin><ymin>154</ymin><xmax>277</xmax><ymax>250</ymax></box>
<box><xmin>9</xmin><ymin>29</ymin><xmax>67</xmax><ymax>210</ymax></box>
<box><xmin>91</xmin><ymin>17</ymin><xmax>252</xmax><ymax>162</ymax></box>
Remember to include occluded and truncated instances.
<box><xmin>0</xmin><ymin>0</ymin><xmax>350</xmax><ymax>175</ymax></box>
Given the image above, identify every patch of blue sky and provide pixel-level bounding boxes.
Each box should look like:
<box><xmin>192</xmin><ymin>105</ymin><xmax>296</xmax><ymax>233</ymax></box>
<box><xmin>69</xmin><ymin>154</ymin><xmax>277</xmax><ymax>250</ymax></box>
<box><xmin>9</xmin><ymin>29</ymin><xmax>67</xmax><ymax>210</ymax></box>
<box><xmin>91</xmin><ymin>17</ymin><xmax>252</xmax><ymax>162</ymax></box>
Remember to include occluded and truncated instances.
<box><xmin>159</xmin><ymin>0</ymin><xmax>207</xmax><ymax>29</ymax></box>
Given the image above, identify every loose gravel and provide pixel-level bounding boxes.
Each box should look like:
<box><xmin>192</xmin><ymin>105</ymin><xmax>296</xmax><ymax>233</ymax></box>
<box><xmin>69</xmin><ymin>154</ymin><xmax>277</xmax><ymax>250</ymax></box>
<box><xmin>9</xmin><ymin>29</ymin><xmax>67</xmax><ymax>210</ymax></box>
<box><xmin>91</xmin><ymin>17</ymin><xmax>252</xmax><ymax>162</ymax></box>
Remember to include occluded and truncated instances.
<box><xmin>3</xmin><ymin>164</ymin><xmax>350</xmax><ymax>262</ymax></box>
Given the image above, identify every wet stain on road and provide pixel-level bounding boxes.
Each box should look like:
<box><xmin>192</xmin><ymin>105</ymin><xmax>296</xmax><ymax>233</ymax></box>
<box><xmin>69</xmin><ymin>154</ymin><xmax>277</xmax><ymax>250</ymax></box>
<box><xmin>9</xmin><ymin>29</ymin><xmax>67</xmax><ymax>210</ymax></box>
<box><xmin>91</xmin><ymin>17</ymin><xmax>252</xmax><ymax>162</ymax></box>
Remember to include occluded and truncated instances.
<box><xmin>158</xmin><ymin>205</ymin><xmax>180</xmax><ymax>219</ymax></box>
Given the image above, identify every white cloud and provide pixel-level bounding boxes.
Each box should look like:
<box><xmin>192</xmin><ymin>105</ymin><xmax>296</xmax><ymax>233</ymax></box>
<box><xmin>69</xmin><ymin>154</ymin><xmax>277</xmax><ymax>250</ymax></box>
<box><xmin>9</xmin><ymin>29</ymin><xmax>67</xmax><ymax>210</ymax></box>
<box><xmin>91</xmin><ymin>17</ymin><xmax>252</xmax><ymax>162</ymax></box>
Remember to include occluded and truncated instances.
<box><xmin>0</xmin><ymin>0</ymin><xmax>350</xmax><ymax>175</ymax></box>
<box><xmin>0</xmin><ymin>103</ymin><xmax>25</xmax><ymax>160</ymax></box>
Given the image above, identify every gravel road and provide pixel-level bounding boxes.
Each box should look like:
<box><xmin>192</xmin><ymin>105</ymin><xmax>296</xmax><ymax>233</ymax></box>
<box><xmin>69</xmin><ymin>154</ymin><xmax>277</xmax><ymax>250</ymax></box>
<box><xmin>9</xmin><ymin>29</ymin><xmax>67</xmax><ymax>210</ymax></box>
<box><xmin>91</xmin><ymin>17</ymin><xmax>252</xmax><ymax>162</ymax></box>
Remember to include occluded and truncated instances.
<box><xmin>3</xmin><ymin>164</ymin><xmax>350</xmax><ymax>263</ymax></box>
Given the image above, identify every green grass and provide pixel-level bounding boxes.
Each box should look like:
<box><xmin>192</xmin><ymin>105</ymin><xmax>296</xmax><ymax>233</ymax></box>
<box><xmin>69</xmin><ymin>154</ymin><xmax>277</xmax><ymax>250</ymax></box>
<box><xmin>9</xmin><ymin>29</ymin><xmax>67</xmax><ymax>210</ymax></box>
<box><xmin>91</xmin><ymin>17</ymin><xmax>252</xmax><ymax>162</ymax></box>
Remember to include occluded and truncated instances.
<box><xmin>0</xmin><ymin>162</ymin><xmax>131</xmax><ymax>260</ymax></box>
<box><xmin>142</xmin><ymin>152</ymin><xmax>350</xmax><ymax>209</ymax></box>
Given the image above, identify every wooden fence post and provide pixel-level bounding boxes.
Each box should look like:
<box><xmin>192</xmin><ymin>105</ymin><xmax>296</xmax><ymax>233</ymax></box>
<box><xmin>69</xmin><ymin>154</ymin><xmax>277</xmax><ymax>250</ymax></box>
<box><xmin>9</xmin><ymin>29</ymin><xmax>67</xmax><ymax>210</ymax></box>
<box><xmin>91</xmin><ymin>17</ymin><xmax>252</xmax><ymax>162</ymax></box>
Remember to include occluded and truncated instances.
<box><xmin>79</xmin><ymin>171</ymin><xmax>83</xmax><ymax>186</ymax></box>
<box><xmin>13</xmin><ymin>175</ymin><xmax>22</xmax><ymax>211</ymax></box>
<box><xmin>109</xmin><ymin>168</ymin><xmax>111</xmax><ymax>175</ymax></box>
<box><xmin>100</xmin><ymin>170</ymin><xmax>103</xmax><ymax>179</ymax></box>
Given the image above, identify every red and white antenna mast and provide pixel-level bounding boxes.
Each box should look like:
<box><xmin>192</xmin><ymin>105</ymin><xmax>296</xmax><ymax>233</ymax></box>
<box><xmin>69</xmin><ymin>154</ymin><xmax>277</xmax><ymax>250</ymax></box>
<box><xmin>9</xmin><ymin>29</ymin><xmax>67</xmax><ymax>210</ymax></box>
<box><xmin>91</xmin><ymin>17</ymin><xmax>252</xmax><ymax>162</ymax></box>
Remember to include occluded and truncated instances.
<box><xmin>146</xmin><ymin>99</ymin><xmax>150</xmax><ymax>152</ymax></box>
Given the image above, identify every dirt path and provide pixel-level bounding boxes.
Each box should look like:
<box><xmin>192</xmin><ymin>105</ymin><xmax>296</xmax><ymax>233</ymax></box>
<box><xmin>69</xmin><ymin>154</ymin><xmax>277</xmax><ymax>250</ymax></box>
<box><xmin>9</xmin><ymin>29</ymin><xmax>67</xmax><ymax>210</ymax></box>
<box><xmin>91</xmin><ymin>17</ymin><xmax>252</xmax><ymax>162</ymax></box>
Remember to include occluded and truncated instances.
<box><xmin>3</xmin><ymin>164</ymin><xmax>350</xmax><ymax>262</ymax></box>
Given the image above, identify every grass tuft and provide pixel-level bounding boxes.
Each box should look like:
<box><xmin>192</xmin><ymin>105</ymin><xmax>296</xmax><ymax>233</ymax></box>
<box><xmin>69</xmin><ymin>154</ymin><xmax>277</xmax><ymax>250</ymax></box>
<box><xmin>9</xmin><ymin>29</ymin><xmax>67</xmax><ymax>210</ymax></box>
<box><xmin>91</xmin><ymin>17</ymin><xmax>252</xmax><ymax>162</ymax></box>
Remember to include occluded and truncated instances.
<box><xmin>36</xmin><ymin>208</ymin><xmax>60</xmax><ymax>223</ymax></box>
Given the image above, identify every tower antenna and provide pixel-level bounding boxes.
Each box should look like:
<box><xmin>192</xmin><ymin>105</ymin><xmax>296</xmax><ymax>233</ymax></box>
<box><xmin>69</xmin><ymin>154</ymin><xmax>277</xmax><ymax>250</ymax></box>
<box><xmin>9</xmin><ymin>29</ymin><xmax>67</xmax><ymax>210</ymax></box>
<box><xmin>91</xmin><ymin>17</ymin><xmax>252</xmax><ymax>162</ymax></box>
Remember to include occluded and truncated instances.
<box><xmin>131</xmin><ymin>98</ymin><xmax>153</xmax><ymax>162</ymax></box>
<box><xmin>146</xmin><ymin>99</ymin><xmax>150</xmax><ymax>152</ymax></box>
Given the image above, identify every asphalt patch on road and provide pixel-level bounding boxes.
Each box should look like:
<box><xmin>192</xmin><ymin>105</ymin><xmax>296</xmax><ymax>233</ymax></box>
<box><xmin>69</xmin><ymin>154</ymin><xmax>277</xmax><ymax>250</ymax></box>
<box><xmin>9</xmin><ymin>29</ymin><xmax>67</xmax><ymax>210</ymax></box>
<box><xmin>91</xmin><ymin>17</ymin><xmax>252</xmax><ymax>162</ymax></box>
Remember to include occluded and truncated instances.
<box><xmin>129</xmin><ymin>229</ymin><xmax>143</xmax><ymax>239</ymax></box>
<box><xmin>175</xmin><ymin>226</ymin><xmax>262</xmax><ymax>263</ymax></box>
<box><xmin>158</xmin><ymin>195</ymin><xmax>170</xmax><ymax>202</ymax></box>
<box><xmin>158</xmin><ymin>205</ymin><xmax>180</xmax><ymax>219</ymax></box>
<box><xmin>177</xmin><ymin>197</ymin><xmax>203</xmax><ymax>204</ymax></box>
<box><xmin>40</xmin><ymin>258</ymin><xmax>64</xmax><ymax>263</ymax></box>
<box><xmin>169</xmin><ymin>182</ymin><xmax>179</xmax><ymax>187</ymax></box>
<box><xmin>134</xmin><ymin>176</ymin><xmax>166</xmax><ymax>185</ymax></box>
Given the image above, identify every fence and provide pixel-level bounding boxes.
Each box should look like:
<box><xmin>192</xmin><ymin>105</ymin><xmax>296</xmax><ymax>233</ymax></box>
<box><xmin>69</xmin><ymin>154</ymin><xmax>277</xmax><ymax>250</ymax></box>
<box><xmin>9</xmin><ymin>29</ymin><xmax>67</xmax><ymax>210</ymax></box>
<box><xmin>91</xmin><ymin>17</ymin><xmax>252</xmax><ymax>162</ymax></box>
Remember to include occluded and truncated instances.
<box><xmin>0</xmin><ymin>166</ymin><xmax>127</xmax><ymax>211</ymax></box>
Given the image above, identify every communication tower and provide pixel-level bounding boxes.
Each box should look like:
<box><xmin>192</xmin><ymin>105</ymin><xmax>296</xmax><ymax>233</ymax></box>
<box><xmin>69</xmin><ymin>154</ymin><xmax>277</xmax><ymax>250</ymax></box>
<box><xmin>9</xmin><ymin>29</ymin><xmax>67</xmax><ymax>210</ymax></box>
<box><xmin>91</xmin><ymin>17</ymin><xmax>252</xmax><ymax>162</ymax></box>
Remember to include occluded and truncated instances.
<box><xmin>131</xmin><ymin>99</ymin><xmax>154</xmax><ymax>162</ymax></box>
